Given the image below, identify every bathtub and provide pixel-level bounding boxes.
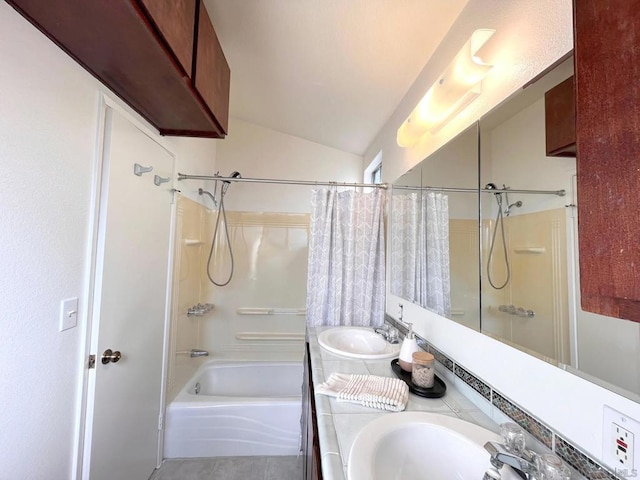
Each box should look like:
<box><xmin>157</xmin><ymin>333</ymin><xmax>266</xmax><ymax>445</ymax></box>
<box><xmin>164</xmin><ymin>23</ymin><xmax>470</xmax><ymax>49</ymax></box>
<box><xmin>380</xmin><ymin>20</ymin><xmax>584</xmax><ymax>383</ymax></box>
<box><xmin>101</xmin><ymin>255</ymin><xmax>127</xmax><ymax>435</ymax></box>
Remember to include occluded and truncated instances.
<box><xmin>163</xmin><ymin>359</ymin><xmax>303</xmax><ymax>458</ymax></box>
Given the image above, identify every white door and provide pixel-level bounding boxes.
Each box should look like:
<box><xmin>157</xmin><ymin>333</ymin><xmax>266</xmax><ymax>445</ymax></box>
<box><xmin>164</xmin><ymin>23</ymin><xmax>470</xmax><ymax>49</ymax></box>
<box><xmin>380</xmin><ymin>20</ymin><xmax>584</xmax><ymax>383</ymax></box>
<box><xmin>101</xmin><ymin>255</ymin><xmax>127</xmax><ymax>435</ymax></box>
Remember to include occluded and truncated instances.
<box><xmin>84</xmin><ymin>107</ymin><xmax>174</xmax><ymax>480</ymax></box>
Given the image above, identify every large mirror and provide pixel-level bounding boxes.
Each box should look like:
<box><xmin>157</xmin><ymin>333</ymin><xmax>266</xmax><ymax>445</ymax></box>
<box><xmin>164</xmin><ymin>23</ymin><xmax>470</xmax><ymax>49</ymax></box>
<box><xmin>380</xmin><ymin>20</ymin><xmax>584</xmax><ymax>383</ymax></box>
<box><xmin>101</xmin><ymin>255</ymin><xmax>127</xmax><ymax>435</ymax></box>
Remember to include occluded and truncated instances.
<box><xmin>390</xmin><ymin>124</ymin><xmax>480</xmax><ymax>331</ymax></box>
<box><xmin>480</xmin><ymin>58</ymin><xmax>575</xmax><ymax>365</ymax></box>
<box><xmin>390</xmin><ymin>56</ymin><xmax>640</xmax><ymax>403</ymax></box>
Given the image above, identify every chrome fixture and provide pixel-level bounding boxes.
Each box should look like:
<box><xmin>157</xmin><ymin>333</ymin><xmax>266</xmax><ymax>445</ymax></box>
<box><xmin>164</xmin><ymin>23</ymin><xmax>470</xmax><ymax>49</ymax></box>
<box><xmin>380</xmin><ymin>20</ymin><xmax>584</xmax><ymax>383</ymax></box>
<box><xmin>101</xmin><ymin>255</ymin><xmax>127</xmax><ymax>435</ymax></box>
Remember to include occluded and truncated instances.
<box><xmin>484</xmin><ymin>441</ymin><xmax>537</xmax><ymax>478</ymax></box>
<box><xmin>484</xmin><ymin>423</ymin><xmax>570</xmax><ymax>480</ymax></box>
<box><xmin>199</xmin><ymin>171</ymin><xmax>242</xmax><ymax>287</ymax></box>
<box><xmin>194</xmin><ymin>382</ymin><xmax>201</xmax><ymax>395</ymax></box>
<box><xmin>373</xmin><ymin>325</ymin><xmax>400</xmax><ymax>344</ymax></box>
<box><xmin>506</xmin><ymin>200</ymin><xmax>523</xmax><ymax>216</ymax></box>
<box><xmin>486</xmin><ymin>183</ymin><xmax>520</xmax><ymax>290</ymax></box>
<box><xmin>189</xmin><ymin>349</ymin><xmax>209</xmax><ymax>358</ymax></box>
<box><xmin>498</xmin><ymin>304</ymin><xmax>535</xmax><ymax>318</ymax></box>
<box><xmin>179</xmin><ymin>172</ymin><xmax>389</xmax><ymax>190</ymax></box>
<box><xmin>101</xmin><ymin>348</ymin><xmax>122</xmax><ymax>364</ymax></box>
<box><xmin>187</xmin><ymin>303</ymin><xmax>215</xmax><ymax>317</ymax></box>
<box><xmin>134</xmin><ymin>163</ymin><xmax>153</xmax><ymax>176</ymax></box>
<box><xmin>198</xmin><ymin>187</ymin><xmax>217</xmax><ymax>207</ymax></box>
<box><xmin>154</xmin><ymin>175</ymin><xmax>170</xmax><ymax>186</ymax></box>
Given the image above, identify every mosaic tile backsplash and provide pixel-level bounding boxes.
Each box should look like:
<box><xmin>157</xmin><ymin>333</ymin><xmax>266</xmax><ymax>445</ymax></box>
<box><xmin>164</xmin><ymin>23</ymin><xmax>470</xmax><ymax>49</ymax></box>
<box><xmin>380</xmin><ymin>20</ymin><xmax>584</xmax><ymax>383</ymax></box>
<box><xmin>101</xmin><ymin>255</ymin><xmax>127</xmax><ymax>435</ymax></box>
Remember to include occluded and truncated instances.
<box><xmin>385</xmin><ymin>315</ymin><xmax>623</xmax><ymax>480</ymax></box>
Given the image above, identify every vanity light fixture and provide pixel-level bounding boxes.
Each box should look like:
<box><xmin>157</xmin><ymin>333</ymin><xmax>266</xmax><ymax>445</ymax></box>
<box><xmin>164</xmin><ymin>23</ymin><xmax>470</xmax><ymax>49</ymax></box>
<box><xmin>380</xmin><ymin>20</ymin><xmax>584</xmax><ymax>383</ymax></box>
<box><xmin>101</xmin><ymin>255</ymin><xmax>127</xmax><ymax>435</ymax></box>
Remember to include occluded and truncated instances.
<box><xmin>396</xmin><ymin>29</ymin><xmax>496</xmax><ymax>147</ymax></box>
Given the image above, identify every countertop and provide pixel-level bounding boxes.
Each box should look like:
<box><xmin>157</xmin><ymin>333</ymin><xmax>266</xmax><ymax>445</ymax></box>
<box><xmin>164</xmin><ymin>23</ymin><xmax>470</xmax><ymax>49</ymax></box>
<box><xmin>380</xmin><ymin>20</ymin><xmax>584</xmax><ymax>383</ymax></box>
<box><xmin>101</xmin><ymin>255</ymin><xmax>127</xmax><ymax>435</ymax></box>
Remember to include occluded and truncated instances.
<box><xmin>307</xmin><ymin>326</ymin><xmax>503</xmax><ymax>480</ymax></box>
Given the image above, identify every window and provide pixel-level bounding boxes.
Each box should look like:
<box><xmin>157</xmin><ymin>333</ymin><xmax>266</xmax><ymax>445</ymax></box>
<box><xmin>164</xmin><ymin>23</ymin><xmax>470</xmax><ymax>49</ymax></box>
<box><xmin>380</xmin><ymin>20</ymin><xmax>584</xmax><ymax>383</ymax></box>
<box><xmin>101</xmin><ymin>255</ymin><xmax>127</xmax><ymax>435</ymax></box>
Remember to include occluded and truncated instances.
<box><xmin>365</xmin><ymin>150</ymin><xmax>383</xmax><ymax>185</ymax></box>
<box><xmin>371</xmin><ymin>163</ymin><xmax>382</xmax><ymax>184</ymax></box>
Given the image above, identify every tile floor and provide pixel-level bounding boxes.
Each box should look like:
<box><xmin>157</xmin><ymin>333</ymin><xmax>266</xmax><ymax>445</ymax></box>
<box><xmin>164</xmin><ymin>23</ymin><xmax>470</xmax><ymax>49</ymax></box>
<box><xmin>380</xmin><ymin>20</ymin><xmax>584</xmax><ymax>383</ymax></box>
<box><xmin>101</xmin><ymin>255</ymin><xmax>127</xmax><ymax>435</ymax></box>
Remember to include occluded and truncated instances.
<box><xmin>149</xmin><ymin>455</ymin><xmax>304</xmax><ymax>480</ymax></box>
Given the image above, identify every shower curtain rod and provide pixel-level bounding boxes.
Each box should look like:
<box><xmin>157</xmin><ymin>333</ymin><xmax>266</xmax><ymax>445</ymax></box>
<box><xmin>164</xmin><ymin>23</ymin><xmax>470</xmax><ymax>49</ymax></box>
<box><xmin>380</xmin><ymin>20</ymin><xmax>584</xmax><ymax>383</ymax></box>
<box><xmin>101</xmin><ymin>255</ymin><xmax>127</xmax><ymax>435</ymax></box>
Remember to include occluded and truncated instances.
<box><xmin>177</xmin><ymin>173</ymin><xmax>388</xmax><ymax>189</ymax></box>
<box><xmin>393</xmin><ymin>185</ymin><xmax>566</xmax><ymax>196</ymax></box>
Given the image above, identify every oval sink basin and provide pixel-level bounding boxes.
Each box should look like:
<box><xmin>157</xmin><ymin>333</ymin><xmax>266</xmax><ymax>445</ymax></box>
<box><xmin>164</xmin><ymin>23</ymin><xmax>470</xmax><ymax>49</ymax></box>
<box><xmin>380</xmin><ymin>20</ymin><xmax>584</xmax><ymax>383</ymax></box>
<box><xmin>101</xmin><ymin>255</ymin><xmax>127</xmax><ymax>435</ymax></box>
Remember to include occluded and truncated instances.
<box><xmin>317</xmin><ymin>327</ymin><xmax>401</xmax><ymax>359</ymax></box>
<box><xmin>348</xmin><ymin>412</ymin><xmax>520</xmax><ymax>480</ymax></box>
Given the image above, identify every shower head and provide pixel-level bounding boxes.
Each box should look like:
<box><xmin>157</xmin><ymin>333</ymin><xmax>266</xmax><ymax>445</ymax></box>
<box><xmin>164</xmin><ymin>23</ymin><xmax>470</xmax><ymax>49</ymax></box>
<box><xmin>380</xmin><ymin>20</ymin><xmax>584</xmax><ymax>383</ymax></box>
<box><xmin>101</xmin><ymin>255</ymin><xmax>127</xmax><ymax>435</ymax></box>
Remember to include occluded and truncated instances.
<box><xmin>505</xmin><ymin>200</ymin><xmax>523</xmax><ymax>216</ymax></box>
<box><xmin>223</xmin><ymin>171</ymin><xmax>242</xmax><ymax>183</ymax></box>
<box><xmin>221</xmin><ymin>171</ymin><xmax>241</xmax><ymax>196</ymax></box>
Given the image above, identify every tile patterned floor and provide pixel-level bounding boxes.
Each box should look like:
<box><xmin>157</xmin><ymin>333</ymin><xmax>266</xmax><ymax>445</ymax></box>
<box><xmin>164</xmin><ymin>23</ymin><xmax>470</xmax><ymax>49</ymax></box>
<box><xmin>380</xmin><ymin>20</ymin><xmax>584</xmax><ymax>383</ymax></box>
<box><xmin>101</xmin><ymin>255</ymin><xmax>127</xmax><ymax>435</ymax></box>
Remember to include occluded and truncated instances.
<box><xmin>149</xmin><ymin>456</ymin><xmax>304</xmax><ymax>480</ymax></box>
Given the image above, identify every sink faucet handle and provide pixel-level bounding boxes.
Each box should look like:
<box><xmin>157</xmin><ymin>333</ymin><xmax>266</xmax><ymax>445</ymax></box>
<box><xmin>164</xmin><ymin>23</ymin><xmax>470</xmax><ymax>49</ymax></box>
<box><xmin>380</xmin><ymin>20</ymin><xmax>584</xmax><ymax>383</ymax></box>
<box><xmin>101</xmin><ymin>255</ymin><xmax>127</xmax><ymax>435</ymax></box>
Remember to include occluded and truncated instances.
<box><xmin>500</xmin><ymin>422</ymin><xmax>526</xmax><ymax>455</ymax></box>
<box><xmin>535</xmin><ymin>453</ymin><xmax>571</xmax><ymax>480</ymax></box>
<box><xmin>387</xmin><ymin>327</ymin><xmax>400</xmax><ymax>344</ymax></box>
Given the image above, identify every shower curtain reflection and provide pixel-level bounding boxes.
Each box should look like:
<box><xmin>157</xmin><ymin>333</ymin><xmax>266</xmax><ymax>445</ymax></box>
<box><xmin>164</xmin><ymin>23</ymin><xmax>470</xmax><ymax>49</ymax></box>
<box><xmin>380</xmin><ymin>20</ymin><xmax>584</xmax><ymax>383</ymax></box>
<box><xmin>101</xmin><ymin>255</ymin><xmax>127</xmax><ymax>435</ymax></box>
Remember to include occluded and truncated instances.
<box><xmin>390</xmin><ymin>191</ymin><xmax>451</xmax><ymax>317</ymax></box>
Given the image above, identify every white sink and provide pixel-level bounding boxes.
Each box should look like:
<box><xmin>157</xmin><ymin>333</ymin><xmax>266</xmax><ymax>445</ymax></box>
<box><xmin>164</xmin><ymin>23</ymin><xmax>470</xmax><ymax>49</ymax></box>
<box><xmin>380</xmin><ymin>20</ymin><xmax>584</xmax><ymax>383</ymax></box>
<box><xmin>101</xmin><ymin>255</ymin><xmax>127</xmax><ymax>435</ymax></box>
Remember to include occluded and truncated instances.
<box><xmin>317</xmin><ymin>327</ymin><xmax>401</xmax><ymax>359</ymax></box>
<box><xmin>348</xmin><ymin>412</ymin><xmax>521</xmax><ymax>480</ymax></box>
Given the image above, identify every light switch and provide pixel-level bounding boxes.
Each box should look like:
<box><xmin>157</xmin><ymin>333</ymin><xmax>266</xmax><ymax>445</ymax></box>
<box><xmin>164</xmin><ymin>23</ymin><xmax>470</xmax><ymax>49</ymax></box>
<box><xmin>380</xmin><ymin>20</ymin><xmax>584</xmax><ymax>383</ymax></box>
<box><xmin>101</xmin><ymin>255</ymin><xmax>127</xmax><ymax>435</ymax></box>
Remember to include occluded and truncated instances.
<box><xmin>59</xmin><ymin>297</ymin><xmax>78</xmax><ymax>332</ymax></box>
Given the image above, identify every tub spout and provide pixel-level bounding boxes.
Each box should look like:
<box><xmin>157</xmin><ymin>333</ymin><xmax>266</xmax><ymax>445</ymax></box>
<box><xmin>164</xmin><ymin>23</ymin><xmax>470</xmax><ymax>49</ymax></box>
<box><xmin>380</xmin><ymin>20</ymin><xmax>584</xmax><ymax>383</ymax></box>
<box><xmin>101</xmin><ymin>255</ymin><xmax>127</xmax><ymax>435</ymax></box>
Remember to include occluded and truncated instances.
<box><xmin>190</xmin><ymin>349</ymin><xmax>209</xmax><ymax>358</ymax></box>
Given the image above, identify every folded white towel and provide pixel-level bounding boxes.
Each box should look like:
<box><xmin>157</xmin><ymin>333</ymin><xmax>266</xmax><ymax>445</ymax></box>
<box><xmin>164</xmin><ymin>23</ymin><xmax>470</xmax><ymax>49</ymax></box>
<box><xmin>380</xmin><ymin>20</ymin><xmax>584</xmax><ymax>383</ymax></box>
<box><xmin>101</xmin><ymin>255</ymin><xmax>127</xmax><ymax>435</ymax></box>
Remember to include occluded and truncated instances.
<box><xmin>316</xmin><ymin>373</ymin><xmax>408</xmax><ymax>412</ymax></box>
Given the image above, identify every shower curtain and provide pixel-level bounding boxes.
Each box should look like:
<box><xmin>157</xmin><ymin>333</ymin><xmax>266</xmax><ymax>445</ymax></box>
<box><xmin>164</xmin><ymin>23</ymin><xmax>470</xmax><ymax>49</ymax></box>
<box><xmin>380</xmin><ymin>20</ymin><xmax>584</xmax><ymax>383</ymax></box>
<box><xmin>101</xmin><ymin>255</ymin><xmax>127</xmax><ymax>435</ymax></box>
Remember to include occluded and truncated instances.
<box><xmin>390</xmin><ymin>191</ymin><xmax>451</xmax><ymax>317</ymax></box>
<box><xmin>306</xmin><ymin>188</ymin><xmax>385</xmax><ymax>327</ymax></box>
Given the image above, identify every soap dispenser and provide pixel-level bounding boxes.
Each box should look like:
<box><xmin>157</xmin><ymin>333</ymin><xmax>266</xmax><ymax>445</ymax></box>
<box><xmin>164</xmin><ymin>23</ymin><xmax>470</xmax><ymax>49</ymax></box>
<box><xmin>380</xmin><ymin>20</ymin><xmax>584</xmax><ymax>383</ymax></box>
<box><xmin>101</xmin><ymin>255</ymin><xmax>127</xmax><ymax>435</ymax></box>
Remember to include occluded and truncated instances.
<box><xmin>398</xmin><ymin>323</ymin><xmax>420</xmax><ymax>372</ymax></box>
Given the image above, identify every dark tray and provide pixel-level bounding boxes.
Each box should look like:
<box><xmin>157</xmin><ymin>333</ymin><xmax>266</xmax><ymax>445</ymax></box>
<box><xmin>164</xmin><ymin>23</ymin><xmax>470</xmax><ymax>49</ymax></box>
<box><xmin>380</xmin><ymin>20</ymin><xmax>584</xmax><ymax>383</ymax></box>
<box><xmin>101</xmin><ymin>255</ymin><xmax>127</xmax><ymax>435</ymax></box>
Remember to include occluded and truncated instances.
<box><xmin>391</xmin><ymin>358</ymin><xmax>447</xmax><ymax>398</ymax></box>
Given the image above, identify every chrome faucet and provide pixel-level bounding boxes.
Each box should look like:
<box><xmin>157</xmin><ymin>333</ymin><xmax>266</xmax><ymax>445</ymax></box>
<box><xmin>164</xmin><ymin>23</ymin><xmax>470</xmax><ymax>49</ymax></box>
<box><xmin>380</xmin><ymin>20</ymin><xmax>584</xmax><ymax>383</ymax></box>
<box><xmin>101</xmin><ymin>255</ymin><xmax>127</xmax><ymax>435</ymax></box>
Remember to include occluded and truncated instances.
<box><xmin>484</xmin><ymin>423</ymin><xmax>570</xmax><ymax>480</ymax></box>
<box><xmin>190</xmin><ymin>349</ymin><xmax>209</xmax><ymax>358</ymax></box>
<box><xmin>373</xmin><ymin>325</ymin><xmax>400</xmax><ymax>344</ymax></box>
<box><xmin>484</xmin><ymin>441</ymin><xmax>537</xmax><ymax>479</ymax></box>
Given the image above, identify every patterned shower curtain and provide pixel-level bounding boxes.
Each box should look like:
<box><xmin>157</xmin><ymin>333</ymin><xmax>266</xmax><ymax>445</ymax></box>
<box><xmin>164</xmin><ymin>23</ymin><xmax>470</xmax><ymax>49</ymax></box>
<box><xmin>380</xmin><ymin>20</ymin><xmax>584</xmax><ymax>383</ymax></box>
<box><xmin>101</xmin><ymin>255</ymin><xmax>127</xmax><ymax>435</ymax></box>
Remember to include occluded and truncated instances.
<box><xmin>306</xmin><ymin>188</ymin><xmax>386</xmax><ymax>327</ymax></box>
<box><xmin>390</xmin><ymin>191</ymin><xmax>451</xmax><ymax>317</ymax></box>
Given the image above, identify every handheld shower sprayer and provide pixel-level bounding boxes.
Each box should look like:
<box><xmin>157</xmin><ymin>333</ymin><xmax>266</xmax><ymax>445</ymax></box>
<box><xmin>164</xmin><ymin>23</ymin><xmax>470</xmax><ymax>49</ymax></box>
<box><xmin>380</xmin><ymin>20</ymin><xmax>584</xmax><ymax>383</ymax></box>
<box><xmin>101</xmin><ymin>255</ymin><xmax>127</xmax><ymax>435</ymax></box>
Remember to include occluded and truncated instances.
<box><xmin>198</xmin><ymin>170</ymin><xmax>242</xmax><ymax>287</ymax></box>
<box><xmin>222</xmin><ymin>171</ymin><xmax>241</xmax><ymax>195</ymax></box>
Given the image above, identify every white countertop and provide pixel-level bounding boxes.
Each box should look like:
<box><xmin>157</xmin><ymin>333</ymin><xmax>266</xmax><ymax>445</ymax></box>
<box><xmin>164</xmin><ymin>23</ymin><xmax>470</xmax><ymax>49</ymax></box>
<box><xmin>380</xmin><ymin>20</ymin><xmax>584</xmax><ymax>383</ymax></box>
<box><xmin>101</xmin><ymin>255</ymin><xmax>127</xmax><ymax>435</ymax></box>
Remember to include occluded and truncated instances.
<box><xmin>308</xmin><ymin>326</ymin><xmax>503</xmax><ymax>480</ymax></box>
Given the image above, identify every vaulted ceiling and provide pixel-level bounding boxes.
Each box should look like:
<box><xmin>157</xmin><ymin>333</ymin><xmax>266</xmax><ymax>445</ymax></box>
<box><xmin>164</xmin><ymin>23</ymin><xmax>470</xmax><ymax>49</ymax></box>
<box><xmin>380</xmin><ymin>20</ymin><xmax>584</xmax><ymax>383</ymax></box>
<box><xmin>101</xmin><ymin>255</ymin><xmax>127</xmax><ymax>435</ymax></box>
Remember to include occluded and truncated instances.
<box><xmin>205</xmin><ymin>1</ymin><xmax>469</xmax><ymax>155</ymax></box>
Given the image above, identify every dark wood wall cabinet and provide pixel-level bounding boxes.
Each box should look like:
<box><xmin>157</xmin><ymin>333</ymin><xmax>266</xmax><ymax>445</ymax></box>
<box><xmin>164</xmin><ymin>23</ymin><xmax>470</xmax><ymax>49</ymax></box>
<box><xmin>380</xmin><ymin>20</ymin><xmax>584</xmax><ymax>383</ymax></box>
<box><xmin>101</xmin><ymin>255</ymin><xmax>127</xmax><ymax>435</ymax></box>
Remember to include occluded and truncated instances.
<box><xmin>7</xmin><ymin>0</ymin><xmax>230</xmax><ymax>138</ymax></box>
<box><xmin>574</xmin><ymin>0</ymin><xmax>640</xmax><ymax>322</ymax></box>
<box><xmin>544</xmin><ymin>76</ymin><xmax>576</xmax><ymax>157</ymax></box>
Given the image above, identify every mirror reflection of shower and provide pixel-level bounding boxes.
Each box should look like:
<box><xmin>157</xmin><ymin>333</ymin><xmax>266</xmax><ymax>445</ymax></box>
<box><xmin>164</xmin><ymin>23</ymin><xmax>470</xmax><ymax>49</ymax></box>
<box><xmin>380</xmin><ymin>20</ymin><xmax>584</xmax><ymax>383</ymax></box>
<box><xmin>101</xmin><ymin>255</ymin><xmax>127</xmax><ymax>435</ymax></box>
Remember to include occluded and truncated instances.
<box><xmin>199</xmin><ymin>171</ymin><xmax>242</xmax><ymax>286</ymax></box>
<box><xmin>485</xmin><ymin>183</ymin><xmax>523</xmax><ymax>290</ymax></box>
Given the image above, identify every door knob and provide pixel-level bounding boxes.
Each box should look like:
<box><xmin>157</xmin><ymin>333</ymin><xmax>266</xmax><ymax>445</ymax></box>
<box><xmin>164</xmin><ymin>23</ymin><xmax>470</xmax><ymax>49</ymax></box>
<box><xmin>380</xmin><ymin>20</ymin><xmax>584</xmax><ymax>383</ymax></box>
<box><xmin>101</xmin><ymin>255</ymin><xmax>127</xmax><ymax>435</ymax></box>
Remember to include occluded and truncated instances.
<box><xmin>101</xmin><ymin>349</ymin><xmax>122</xmax><ymax>365</ymax></box>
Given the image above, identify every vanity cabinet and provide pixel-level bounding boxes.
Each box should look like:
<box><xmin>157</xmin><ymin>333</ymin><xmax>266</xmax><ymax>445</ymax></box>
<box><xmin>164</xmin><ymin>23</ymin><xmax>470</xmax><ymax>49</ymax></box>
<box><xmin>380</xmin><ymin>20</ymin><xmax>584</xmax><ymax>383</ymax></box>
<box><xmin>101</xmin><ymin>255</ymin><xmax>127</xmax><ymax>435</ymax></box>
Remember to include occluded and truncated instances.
<box><xmin>574</xmin><ymin>0</ymin><xmax>640</xmax><ymax>322</ymax></box>
<box><xmin>7</xmin><ymin>0</ymin><xmax>229</xmax><ymax>138</ymax></box>
<box><xmin>544</xmin><ymin>76</ymin><xmax>575</xmax><ymax>157</ymax></box>
<box><xmin>302</xmin><ymin>343</ymin><xmax>323</xmax><ymax>480</ymax></box>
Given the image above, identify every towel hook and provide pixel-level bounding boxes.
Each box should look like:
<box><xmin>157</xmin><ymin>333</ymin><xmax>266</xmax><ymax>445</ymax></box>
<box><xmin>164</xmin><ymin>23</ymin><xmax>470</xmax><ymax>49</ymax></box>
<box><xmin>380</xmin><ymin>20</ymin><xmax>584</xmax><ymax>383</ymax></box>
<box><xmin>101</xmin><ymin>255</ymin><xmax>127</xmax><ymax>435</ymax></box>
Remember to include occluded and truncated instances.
<box><xmin>154</xmin><ymin>175</ymin><xmax>170</xmax><ymax>186</ymax></box>
<box><xmin>134</xmin><ymin>163</ymin><xmax>153</xmax><ymax>176</ymax></box>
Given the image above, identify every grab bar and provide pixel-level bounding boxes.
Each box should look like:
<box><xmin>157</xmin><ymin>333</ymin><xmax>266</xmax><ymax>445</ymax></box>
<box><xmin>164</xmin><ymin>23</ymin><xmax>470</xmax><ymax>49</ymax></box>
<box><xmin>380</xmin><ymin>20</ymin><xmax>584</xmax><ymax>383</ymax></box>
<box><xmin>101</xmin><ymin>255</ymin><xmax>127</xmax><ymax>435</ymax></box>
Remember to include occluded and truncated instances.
<box><xmin>187</xmin><ymin>303</ymin><xmax>214</xmax><ymax>317</ymax></box>
<box><xmin>235</xmin><ymin>332</ymin><xmax>306</xmax><ymax>341</ymax></box>
<box><xmin>498</xmin><ymin>304</ymin><xmax>535</xmax><ymax>318</ymax></box>
<box><xmin>236</xmin><ymin>307</ymin><xmax>306</xmax><ymax>316</ymax></box>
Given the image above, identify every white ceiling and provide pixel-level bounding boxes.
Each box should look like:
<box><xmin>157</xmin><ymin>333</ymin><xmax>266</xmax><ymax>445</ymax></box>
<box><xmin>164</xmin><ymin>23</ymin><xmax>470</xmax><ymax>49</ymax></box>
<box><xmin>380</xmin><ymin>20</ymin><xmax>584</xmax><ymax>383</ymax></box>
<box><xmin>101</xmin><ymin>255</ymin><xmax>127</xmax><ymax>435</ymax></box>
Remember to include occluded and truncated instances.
<box><xmin>204</xmin><ymin>0</ymin><xmax>469</xmax><ymax>155</ymax></box>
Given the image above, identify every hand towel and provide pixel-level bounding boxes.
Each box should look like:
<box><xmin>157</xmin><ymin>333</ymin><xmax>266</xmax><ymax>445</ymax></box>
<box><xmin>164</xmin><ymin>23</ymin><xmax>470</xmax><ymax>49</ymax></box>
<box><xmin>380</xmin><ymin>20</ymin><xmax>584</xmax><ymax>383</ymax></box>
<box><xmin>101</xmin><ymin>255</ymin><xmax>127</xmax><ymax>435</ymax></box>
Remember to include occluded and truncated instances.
<box><xmin>316</xmin><ymin>373</ymin><xmax>408</xmax><ymax>412</ymax></box>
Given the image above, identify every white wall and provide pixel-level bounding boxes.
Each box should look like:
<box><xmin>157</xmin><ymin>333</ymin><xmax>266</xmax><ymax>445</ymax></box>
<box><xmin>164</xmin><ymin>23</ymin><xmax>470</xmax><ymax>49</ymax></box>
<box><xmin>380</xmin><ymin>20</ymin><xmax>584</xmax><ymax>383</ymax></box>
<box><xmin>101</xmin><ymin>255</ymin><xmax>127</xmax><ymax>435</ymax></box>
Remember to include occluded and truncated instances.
<box><xmin>201</xmin><ymin>117</ymin><xmax>363</xmax><ymax>356</ymax></box>
<box><xmin>371</xmin><ymin>0</ymin><xmax>640</xmax><ymax>470</ymax></box>
<box><xmin>216</xmin><ymin>117</ymin><xmax>364</xmax><ymax>212</ymax></box>
<box><xmin>0</xmin><ymin>4</ymin><xmax>218</xmax><ymax>478</ymax></box>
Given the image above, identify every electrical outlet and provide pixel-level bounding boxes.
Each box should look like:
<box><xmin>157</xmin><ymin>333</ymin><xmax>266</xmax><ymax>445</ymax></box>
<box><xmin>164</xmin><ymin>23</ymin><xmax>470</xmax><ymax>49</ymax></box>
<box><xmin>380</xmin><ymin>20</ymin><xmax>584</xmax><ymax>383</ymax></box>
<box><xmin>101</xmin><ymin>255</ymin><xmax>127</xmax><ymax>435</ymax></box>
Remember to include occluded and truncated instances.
<box><xmin>604</xmin><ymin>405</ymin><xmax>640</xmax><ymax>474</ymax></box>
<box><xmin>613</xmin><ymin>422</ymin><xmax>634</xmax><ymax>468</ymax></box>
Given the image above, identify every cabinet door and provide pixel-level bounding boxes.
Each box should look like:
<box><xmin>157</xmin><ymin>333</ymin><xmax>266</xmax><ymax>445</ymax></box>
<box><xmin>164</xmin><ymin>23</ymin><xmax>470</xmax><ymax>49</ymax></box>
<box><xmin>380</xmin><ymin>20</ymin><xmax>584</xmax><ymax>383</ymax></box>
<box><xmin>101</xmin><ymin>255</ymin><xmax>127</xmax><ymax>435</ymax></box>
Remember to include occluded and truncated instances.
<box><xmin>575</xmin><ymin>0</ymin><xmax>640</xmax><ymax>321</ymax></box>
<box><xmin>138</xmin><ymin>0</ymin><xmax>196</xmax><ymax>77</ymax></box>
<box><xmin>195</xmin><ymin>1</ymin><xmax>230</xmax><ymax>134</ymax></box>
<box><xmin>544</xmin><ymin>76</ymin><xmax>575</xmax><ymax>157</ymax></box>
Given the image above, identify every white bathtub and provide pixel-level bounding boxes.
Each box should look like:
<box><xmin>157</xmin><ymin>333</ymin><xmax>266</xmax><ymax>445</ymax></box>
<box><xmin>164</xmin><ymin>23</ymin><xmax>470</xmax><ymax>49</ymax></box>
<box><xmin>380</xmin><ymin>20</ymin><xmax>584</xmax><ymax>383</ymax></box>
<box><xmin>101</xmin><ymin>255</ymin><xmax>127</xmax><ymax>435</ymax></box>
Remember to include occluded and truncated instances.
<box><xmin>163</xmin><ymin>359</ymin><xmax>303</xmax><ymax>458</ymax></box>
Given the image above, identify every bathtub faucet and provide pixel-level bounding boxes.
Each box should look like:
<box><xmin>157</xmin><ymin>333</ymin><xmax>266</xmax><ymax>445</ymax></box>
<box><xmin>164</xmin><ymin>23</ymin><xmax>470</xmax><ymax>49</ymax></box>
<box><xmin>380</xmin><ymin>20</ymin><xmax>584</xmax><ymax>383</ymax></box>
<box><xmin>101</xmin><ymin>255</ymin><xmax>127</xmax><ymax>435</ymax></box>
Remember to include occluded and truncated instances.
<box><xmin>190</xmin><ymin>349</ymin><xmax>209</xmax><ymax>358</ymax></box>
